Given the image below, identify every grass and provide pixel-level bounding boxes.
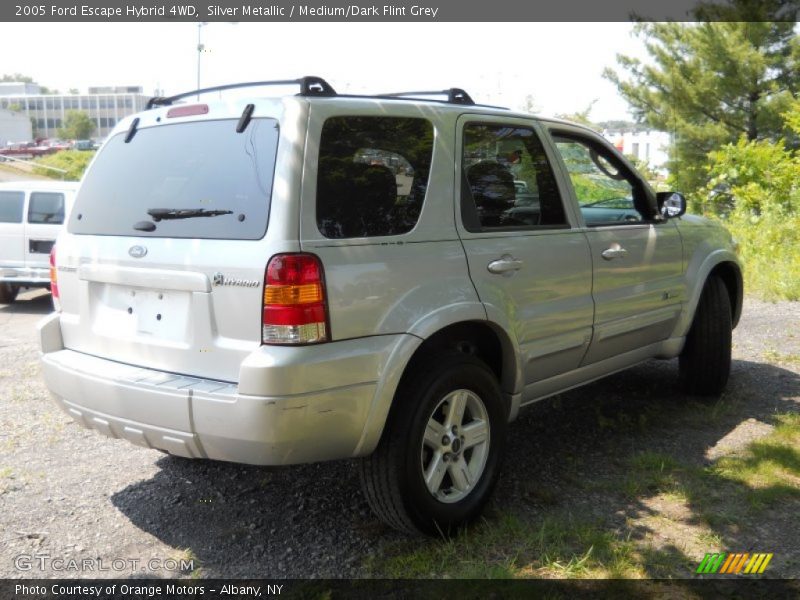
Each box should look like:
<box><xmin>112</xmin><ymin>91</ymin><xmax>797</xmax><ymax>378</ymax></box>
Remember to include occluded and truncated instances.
<box><xmin>168</xmin><ymin>547</ymin><xmax>202</xmax><ymax>577</ymax></box>
<box><xmin>368</xmin><ymin>513</ymin><xmax>646</xmax><ymax>579</ymax></box>
<box><xmin>711</xmin><ymin>414</ymin><xmax>800</xmax><ymax>510</ymax></box>
<box><xmin>367</xmin><ymin>413</ymin><xmax>800</xmax><ymax>579</ymax></box>
<box><xmin>763</xmin><ymin>350</ymin><xmax>800</xmax><ymax>367</ymax></box>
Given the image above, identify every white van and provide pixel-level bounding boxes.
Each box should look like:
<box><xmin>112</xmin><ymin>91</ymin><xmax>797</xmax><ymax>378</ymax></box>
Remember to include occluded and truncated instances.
<box><xmin>0</xmin><ymin>180</ymin><xmax>79</xmax><ymax>303</ymax></box>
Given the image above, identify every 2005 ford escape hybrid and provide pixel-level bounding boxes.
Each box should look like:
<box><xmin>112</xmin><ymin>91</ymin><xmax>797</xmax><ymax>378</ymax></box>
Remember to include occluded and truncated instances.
<box><xmin>38</xmin><ymin>77</ymin><xmax>742</xmax><ymax>534</ymax></box>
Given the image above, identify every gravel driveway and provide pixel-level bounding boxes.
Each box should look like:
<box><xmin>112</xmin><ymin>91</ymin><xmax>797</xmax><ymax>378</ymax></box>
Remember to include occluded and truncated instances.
<box><xmin>1</xmin><ymin>290</ymin><xmax>797</xmax><ymax>579</ymax></box>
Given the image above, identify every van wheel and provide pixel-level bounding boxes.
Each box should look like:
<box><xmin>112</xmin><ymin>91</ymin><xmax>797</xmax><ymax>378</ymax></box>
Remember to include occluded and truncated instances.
<box><xmin>0</xmin><ymin>283</ymin><xmax>19</xmax><ymax>304</ymax></box>
<box><xmin>360</xmin><ymin>352</ymin><xmax>507</xmax><ymax>535</ymax></box>
<box><xmin>679</xmin><ymin>276</ymin><xmax>732</xmax><ymax>396</ymax></box>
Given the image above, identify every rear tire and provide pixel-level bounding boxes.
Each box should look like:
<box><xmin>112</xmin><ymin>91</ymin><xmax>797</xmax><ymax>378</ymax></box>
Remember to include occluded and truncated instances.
<box><xmin>679</xmin><ymin>276</ymin><xmax>732</xmax><ymax>396</ymax></box>
<box><xmin>0</xmin><ymin>283</ymin><xmax>19</xmax><ymax>304</ymax></box>
<box><xmin>360</xmin><ymin>352</ymin><xmax>507</xmax><ymax>535</ymax></box>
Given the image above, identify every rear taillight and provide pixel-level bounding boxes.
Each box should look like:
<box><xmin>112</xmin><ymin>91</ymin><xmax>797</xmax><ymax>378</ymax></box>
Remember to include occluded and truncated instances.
<box><xmin>262</xmin><ymin>253</ymin><xmax>328</xmax><ymax>345</ymax></box>
<box><xmin>49</xmin><ymin>246</ymin><xmax>61</xmax><ymax>311</ymax></box>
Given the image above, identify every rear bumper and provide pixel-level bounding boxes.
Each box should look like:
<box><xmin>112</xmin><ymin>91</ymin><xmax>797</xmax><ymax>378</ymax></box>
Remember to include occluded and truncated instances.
<box><xmin>0</xmin><ymin>265</ymin><xmax>50</xmax><ymax>286</ymax></box>
<box><xmin>38</xmin><ymin>312</ymin><xmax>416</xmax><ymax>465</ymax></box>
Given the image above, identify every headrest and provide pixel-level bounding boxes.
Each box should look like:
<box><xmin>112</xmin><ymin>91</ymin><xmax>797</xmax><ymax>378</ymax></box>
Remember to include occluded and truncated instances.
<box><xmin>466</xmin><ymin>161</ymin><xmax>516</xmax><ymax>210</ymax></box>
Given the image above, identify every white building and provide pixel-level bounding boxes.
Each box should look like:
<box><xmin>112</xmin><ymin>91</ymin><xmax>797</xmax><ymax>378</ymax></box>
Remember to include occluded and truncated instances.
<box><xmin>0</xmin><ymin>82</ymin><xmax>149</xmax><ymax>140</ymax></box>
<box><xmin>0</xmin><ymin>108</ymin><xmax>32</xmax><ymax>146</ymax></box>
<box><xmin>602</xmin><ymin>129</ymin><xmax>671</xmax><ymax>175</ymax></box>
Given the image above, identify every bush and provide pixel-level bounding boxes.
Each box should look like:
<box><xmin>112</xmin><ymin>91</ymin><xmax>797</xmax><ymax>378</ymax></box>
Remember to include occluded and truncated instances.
<box><xmin>723</xmin><ymin>211</ymin><xmax>800</xmax><ymax>300</ymax></box>
<box><xmin>705</xmin><ymin>100</ymin><xmax>800</xmax><ymax>300</ymax></box>
<box><xmin>32</xmin><ymin>150</ymin><xmax>95</xmax><ymax>181</ymax></box>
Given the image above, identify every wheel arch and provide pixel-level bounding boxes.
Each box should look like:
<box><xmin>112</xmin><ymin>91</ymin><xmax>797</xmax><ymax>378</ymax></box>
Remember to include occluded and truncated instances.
<box><xmin>353</xmin><ymin>319</ymin><xmax>518</xmax><ymax>457</ymax></box>
<box><xmin>710</xmin><ymin>261</ymin><xmax>743</xmax><ymax>329</ymax></box>
<box><xmin>673</xmin><ymin>250</ymin><xmax>742</xmax><ymax>338</ymax></box>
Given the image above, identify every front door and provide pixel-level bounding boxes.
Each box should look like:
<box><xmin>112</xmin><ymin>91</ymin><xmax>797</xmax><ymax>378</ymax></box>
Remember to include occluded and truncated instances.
<box><xmin>548</xmin><ymin>131</ymin><xmax>684</xmax><ymax>364</ymax></box>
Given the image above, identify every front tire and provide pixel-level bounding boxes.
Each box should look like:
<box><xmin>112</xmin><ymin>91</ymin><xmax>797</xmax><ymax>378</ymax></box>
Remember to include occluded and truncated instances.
<box><xmin>679</xmin><ymin>276</ymin><xmax>732</xmax><ymax>396</ymax></box>
<box><xmin>0</xmin><ymin>283</ymin><xmax>19</xmax><ymax>304</ymax></box>
<box><xmin>360</xmin><ymin>352</ymin><xmax>507</xmax><ymax>535</ymax></box>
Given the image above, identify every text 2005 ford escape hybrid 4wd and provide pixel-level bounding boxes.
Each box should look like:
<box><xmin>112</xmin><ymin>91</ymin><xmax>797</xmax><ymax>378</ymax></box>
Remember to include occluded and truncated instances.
<box><xmin>38</xmin><ymin>77</ymin><xmax>742</xmax><ymax>535</ymax></box>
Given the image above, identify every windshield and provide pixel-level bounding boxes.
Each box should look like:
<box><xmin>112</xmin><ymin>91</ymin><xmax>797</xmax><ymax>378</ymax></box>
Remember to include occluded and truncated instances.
<box><xmin>69</xmin><ymin>118</ymin><xmax>278</xmax><ymax>240</ymax></box>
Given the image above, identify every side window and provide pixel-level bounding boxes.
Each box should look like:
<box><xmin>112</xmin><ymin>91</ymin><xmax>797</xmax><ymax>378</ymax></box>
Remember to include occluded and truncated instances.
<box><xmin>316</xmin><ymin>116</ymin><xmax>434</xmax><ymax>239</ymax></box>
<box><xmin>462</xmin><ymin>123</ymin><xmax>567</xmax><ymax>231</ymax></box>
<box><xmin>28</xmin><ymin>192</ymin><xmax>65</xmax><ymax>224</ymax></box>
<box><xmin>553</xmin><ymin>135</ymin><xmax>649</xmax><ymax>226</ymax></box>
<box><xmin>0</xmin><ymin>191</ymin><xmax>24</xmax><ymax>223</ymax></box>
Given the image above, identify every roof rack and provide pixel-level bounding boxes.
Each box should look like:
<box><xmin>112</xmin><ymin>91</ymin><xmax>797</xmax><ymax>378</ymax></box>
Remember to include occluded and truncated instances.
<box><xmin>378</xmin><ymin>88</ymin><xmax>475</xmax><ymax>106</ymax></box>
<box><xmin>145</xmin><ymin>76</ymin><xmax>336</xmax><ymax>109</ymax></box>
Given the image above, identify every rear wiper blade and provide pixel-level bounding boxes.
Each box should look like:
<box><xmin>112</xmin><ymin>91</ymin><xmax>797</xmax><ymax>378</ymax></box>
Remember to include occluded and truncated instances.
<box><xmin>147</xmin><ymin>208</ymin><xmax>233</xmax><ymax>221</ymax></box>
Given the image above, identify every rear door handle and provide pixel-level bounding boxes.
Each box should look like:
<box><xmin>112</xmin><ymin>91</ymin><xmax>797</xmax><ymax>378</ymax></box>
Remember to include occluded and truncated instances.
<box><xmin>487</xmin><ymin>255</ymin><xmax>523</xmax><ymax>275</ymax></box>
<box><xmin>601</xmin><ymin>245</ymin><xmax>628</xmax><ymax>260</ymax></box>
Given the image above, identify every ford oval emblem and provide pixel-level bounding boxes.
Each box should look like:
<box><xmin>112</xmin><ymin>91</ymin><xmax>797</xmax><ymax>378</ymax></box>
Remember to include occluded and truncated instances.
<box><xmin>129</xmin><ymin>245</ymin><xmax>147</xmax><ymax>259</ymax></box>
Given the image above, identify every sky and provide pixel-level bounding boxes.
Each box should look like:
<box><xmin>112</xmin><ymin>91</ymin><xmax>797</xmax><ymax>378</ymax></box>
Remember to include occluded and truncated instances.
<box><xmin>0</xmin><ymin>22</ymin><xmax>648</xmax><ymax>121</ymax></box>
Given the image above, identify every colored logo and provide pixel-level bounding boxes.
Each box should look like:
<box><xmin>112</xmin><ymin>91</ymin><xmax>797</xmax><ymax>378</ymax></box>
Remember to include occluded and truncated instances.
<box><xmin>696</xmin><ymin>552</ymin><xmax>773</xmax><ymax>574</ymax></box>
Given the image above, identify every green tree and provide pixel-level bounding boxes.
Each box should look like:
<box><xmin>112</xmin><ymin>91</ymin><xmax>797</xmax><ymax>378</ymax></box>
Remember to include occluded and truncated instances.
<box><xmin>556</xmin><ymin>100</ymin><xmax>600</xmax><ymax>131</ymax></box>
<box><xmin>58</xmin><ymin>110</ymin><xmax>96</xmax><ymax>140</ymax></box>
<box><xmin>605</xmin><ymin>6</ymin><xmax>800</xmax><ymax>200</ymax></box>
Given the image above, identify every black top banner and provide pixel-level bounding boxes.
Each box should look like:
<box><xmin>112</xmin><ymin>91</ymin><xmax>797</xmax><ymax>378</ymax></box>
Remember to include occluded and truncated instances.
<box><xmin>5</xmin><ymin>0</ymin><xmax>800</xmax><ymax>22</ymax></box>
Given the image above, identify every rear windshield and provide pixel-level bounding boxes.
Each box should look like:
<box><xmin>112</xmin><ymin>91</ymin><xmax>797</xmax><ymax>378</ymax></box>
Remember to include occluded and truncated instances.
<box><xmin>0</xmin><ymin>191</ymin><xmax>24</xmax><ymax>223</ymax></box>
<box><xmin>69</xmin><ymin>118</ymin><xmax>278</xmax><ymax>239</ymax></box>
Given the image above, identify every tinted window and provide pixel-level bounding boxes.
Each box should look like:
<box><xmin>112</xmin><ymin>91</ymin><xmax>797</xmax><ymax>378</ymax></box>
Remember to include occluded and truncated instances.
<box><xmin>69</xmin><ymin>119</ymin><xmax>278</xmax><ymax>240</ymax></box>
<box><xmin>553</xmin><ymin>135</ymin><xmax>652</xmax><ymax>226</ymax></box>
<box><xmin>462</xmin><ymin>123</ymin><xmax>566</xmax><ymax>231</ymax></box>
<box><xmin>28</xmin><ymin>192</ymin><xmax>65</xmax><ymax>224</ymax></box>
<box><xmin>316</xmin><ymin>116</ymin><xmax>433</xmax><ymax>238</ymax></box>
<box><xmin>0</xmin><ymin>191</ymin><xmax>24</xmax><ymax>223</ymax></box>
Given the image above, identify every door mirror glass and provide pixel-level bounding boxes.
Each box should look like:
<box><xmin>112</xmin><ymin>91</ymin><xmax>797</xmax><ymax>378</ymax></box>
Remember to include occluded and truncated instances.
<box><xmin>657</xmin><ymin>192</ymin><xmax>686</xmax><ymax>218</ymax></box>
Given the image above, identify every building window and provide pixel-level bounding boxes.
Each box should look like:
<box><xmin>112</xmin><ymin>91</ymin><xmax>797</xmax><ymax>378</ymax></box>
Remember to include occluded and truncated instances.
<box><xmin>631</xmin><ymin>142</ymin><xmax>640</xmax><ymax>158</ymax></box>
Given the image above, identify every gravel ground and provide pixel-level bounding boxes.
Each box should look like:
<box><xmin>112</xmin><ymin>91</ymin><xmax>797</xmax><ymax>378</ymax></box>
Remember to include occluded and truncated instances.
<box><xmin>0</xmin><ymin>290</ymin><xmax>797</xmax><ymax>579</ymax></box>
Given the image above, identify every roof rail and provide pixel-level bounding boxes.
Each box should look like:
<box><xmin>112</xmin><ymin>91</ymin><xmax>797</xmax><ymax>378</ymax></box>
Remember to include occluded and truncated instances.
<box><xmin>145</xmin><ymin>76</ymin><xmax>336</xmax><ymax>109</ymax></box>
<box><xmin>378</xmin><ymin>88</ymin><xmax>475</xmax><ymax>106</ymax></box>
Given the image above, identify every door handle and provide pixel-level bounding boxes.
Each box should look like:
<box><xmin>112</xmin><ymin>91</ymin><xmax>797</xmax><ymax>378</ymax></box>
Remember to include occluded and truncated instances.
<box><xmin>487</xmin><ymin>255</ymin><xmax>523</xmax><ymax>275</ymax></box>
<box><xmin>601</xmin><ymin>245</ymin><xmax>628</xmax><ymax>260</ymax></box>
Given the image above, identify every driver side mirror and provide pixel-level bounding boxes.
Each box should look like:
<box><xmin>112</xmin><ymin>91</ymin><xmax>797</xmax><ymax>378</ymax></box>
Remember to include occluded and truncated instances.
<box><xmin>657</xmin><ymin>192</ymin><xmax>687</xmax><ymax>218</ymax></box>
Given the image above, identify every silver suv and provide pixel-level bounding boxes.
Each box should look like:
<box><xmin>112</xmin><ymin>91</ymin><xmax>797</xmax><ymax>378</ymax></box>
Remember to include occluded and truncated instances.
<box><xmin>38</xmin><ymin>77</ymin><xmax>742</xmax><ymax>535</ymax></box>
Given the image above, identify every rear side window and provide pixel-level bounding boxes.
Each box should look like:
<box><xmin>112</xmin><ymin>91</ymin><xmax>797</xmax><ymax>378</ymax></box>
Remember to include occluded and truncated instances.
<box><xmin>69</xmin><ymin>119</ymin><xmax>278</xmax><ymax>240</ymax></box>
<box><xmin>316</xmin><ymin>116</ymin><xmax>434</xmax><ymax>238</ymax></box>
<box><xmin>28</xmin><ymin>192</ymin><xmax>65</xmax><ymax>224</ymax></box>
<box><xmin>0</xmin><ymin>191</ymin><xmax>24</xmax><ymax>223</ymax></box>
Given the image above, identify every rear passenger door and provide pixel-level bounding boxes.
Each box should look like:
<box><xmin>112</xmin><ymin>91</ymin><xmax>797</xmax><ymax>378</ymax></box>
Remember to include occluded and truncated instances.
<box><xmin>457</xmin><ymin>116</ymin><xmax>594</xmax><ymax>385</ymax></box>
<box><xmin>0</xmin><ymin>190</ymin><xmax>25</xmax><ymax>270</ymax></box>
<box><xmin>25</xmin><ymin>191</ymin><xmax>66</xmax><ymax>270</ymax></box>
<box><xmin>547</xmin><ymin>129</ymin><xmax>684</xmax><ymax>364</ymax></box>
